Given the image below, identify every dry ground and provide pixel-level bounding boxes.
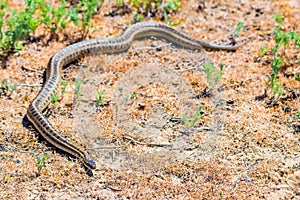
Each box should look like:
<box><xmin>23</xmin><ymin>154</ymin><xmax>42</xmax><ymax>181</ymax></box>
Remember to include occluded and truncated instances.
<box><xmin>0</xmin><ymin>0</ymin><xmax>300</xmax><ymax>199</ymax></box>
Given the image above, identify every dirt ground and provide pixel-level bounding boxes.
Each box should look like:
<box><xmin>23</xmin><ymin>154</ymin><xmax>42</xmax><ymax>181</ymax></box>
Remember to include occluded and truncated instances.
<box><xmin>1</xmin><ymin>0</ymin><xmax>300</xmax><ymax>199</ymax></box>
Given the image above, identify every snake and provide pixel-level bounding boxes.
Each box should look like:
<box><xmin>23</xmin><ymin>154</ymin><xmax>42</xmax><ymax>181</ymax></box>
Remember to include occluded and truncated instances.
<box><xmin>26</xmin><ymin>22</ymin><xmax>242</xmax><ymax>170</ymax></box>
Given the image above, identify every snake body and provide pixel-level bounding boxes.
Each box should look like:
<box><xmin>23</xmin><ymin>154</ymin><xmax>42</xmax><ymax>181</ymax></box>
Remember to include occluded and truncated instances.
<box><xmin>26</xmin><ymin>22</ymin><xmax>241</xmax><ymax>170</ymax></box>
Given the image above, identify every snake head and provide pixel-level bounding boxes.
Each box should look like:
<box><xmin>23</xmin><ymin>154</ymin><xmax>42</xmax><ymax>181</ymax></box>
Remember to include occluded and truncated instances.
<box><xmin>84</xmin><ymin>154</ymin><xmax>96</xmax><ymax>170</ymax></box>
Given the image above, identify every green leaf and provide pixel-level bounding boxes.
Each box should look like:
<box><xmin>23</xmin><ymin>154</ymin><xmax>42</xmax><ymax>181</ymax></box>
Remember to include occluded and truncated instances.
<box><xmin>74</xmin><ymin>78</ymin><xmax>83</xmax><ymax>98</ymax></box>
<box><xmin>61</xmin><ymin>80</ymin><xmax>68</xmax><ymax>95</ymax></box>
<box><xmin>233</xmin><ymin>21</ymin><xmax>244</xmax><ymax>37</ymax></box>
<box><xmin>50</xmin><ymin>93</ymin><xmax>58</xmax><ymax>104</ymax></box>
<box><xmin>96</xmin><ymin>90</ymin><xmax>105</xmax><ymax>106</ymax></box>
<box><xmin>116</xmin><ymin>0</ymin><xmax>123</xmax><ymax>7</ymax></box>
<box><xmin>272</xmin><ymin>13</ymin><xmax>284</xmax><ymax>24</ymax></box>
<box><xmin>203</xmin><ymin>62</ymin><xmax>223</xmax><ymax>89</ymax></box>
<box><xmin>260</xmin><ymin>45</ymin><xmax>267</xmax><ymax>57</ymax></box>
<box><xmin>294</xmin><ymin>73</ymin><xmax>300</xmax><ymax>82</ymax></box>
<box><xmin>296</xmin><ymin>110</ymin><xmax>300</xmax><ymax>119</ymax></box>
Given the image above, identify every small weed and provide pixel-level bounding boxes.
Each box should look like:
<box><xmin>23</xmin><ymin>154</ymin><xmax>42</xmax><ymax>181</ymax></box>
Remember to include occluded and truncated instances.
<box><xmin>220</xmin><ymin>191</ymin><xmax>225</xmax><ymax>198</ymax></box>
<box><xmin>70</xmin><ymin>0</ymin><xmax>99</xmax><ymax>38</ymax></box>
<box><xmin>0</xmin><ymin>0</ymin><xmax>39</xmax><ymax>54</ymax></box>
<box><xmin>10</xmin><ymin>84</ymin><xmax>16</xmax><ymax>93</ymax></box>
<box><xmin>262</xmin><ymin>14</ymin><xmax>299</xmax><ymax>102</ymax></box>
<box><xmin>271</xmin><ymin>28</ymin><xmax>290</xmax><ymax>54</ymax></box>
<box><xmin>79</xmin><ymin>0</ymin><xmax>99</xmax><ymax>38</ymax></box>
<box><xmin>163</xmin><ymin>10</ymin><xmax>181</xmax><ymax>26</ymax></box>
<box><xmin>4</xmin><ymin>176</ymin><xmax>10</xmax><ymax>182</ymax></box>
<box><xmin>181</xmin><ymin>104</ymin><xmax>202</xmax><ymax>127</ymax></box>
<box><xmin>203</xmin><ymin>62</ymin><xmax>223</xmax><ymax>89</ymax></box>
<box><xmin>260</xmin><ymin>45</ymin><xmax>267</xmax><ymax>57</ymax></box>
<box><xmin>164</xmin><ymin>0</ymin><xmax>181</xmax><ymax>11</ymax></box>
<box><xmin>1</xmin><ymin>78</ymin><xmax>9</xmax><ymax>89</ymax></box>
<box><xmin>295</xmin><ymin>73</ymin><xmax>300</xmax><ymax>82</ymax></box>
<box><xmin>233</xmin><ymin>21</ymin><xmax>244</xmax><ymax>37</ymax></box>
<box><xmin>116</xmin><ymin>0</ymin><xmax>123</xmax><ymax>7</ymax></box>
<box><xmin>130</xmin><ymin>92</ymin><xmax>137</xmax><ymax>100</ymax></box>
<box><xmin>74</xmin><ymin>78</ymin><xmax>83</xmax><ymax>99</ymax></box>
<box><xmin>268</xmin><ymin>56</ymin><xmax>284</xmax><ymax>99</ymax></box>
<box><xmin>39</xmin><ymin>0</ymin><xmax>69</xmax><ymax>34</ymax></box>
<box><xmin>36</xmin><ymin>153</ymin><xmax>49</xmax><ymax>173</ymax></box>
<box><xmin>133</xmin><ymin>12</ymin><xmax>144</xmax><ymax>22</ymax></box>
<box><xmin>296</xmin><ymin>110</ymin><xmax>300</xmax><ymax>119</ymax></box>
<box><xmin>272</xmin><ymin>13</ymin><xmax>284</xmax><ymax>24</ymax></box>
<box><xmin>61</xmin><ymin>80</ymin><xmax>68</xmax><ymax>96</ymax></box>
<box><xmin>96</xmin><ymin>90</ymin><xmax>105</xmax><ymax>106</ymax></box>
<box><xmin>50</xmin><ymin>93</ymin><xmax>59</xmax><ymax>104</ymax></box>
<box><xmin>219</xmin><ymin>62</ymin><xmax>225</xmax><ymax>70</ymax></box>
<box><xmin>163</xmin><ymin>0</ymin><xmax>181</xmax><ymax>26</ymax></box>
<box><xmin>125</xmin><ymin>0</ymin><xmax>181</xmax><ymax>25</ymax></box>
<box><xmin>0</xmin><ymin>78</ymin><xmax>16</xmax><ymax>96</ymax></box>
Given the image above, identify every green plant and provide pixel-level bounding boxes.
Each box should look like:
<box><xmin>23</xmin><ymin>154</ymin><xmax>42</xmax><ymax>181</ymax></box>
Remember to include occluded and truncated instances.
<box><xmin>162</xmin><ymin>0</ymin><xmax>181</xmax><ymax>26</ymax></box>
<box><xmin>130</xmin><ymin>92</ymin><xmax>137</xmax><ymax>100</ymax></box>
<box><xmin>233</xmin><ymin>21</ymin><xmax>244</xmax><ymax>37</ymax></box>
<box><xmin>50</xmin><ymin>93</ymin><xmax>59</xmax><ymax>104</ymax></box>
<box><xmin>69</xmin><ymin>0</ymin><xmax>99</xmax><ymax>38</ymax></box>
<box><xmin>164</xmin><ymin>0</ymin><xmax>181</xmax><ymax>11</ymax></box>
<box><xmin>272</xmin><ymin>13</ymin><xmax>284</xmax><ymax>24</ymax></box>
<box><xmin>4</xmin><ymin>176</ymin><xmax>10</xmax><ymax>182</ymax></box>
<box><xmin>10</xmin><ymin>84</ymin><xmax>16</xmax><ymax>93</ymax></box>
<box><xmin>61</xmin><ymin>80</ymin><xmax>68</xmax><ymax>95</ymax></box>
<box><xmin>38</xmin><ymin>0</ymin><xmax>69</xmax><ymax>34</ymax></box>
<box><xmin>220</xmin><ymin>191</ymin><xmax>225</xmax><ymax>198</ymax></box>
<box><xmin>74</xmin><ymin>78</ymin><xmax>83</xmax><ymax>99</ymax></box>
<box><xmin>116</xmin><ymin>0</ymin><xmax>123</xmax><ymax>7</ymax></box>
<box><xmin>1</xmin><ymin>78</ymin><xmax>8</xmax><ymax>89</ymax></box>
<box><xmin>295</xmin><ymin>73</ymin><xmax>300</xmax><ymax>82</ymax></box>
<box><xmin>270</xmin><ymin>28</ymin><xmax>300</xmax><ymax>53</ymax></box>
<box><xmin>96</xmin><ymin>90</ymin><xmax>105</xmax><ymax>106</ymax></box>
<box><xmin>268</xmin><ymin>56</ymin><xmax>284</xmax><ymax>99</ymax></box>
<box><xmin>0</xmin><ymin>0</ymin><xmax>39</xmax><ymax>54</ymax></box>
<box><xmin>128</xmin><ymin>0</ymin><xmax>154</xmax><ymax>8</ymax></box>
<box><xmin>125</xmin><ymin>0</ymin><xmax>181</xmax><ymax>25</ymax></box>
<box><xmin>0</xmin><ymin>78</ymin><xmax>16</xmax><ymax>96</ymax></box>
<box><xmin>203</xmin><ymin>62</ymin><xmax>223</xmax><ymax>89</ymax></box>
<box><xmin>133</xmin><ymin>12</ymin><xmax>144</xmax><ymax>22</ymax></box>
<box><xmin>271</xmin><ymin>28</ymin><xmax>290</xmax><ymax>54</ymax></box>
<box><xmin>260</xmin><ymin>45</ymin><xmax>267</xmax><ymax>57</ymax></box>
<box><xmin>181</xmin><ymin>105</ymin><xmax>202</xmax><ymax>127</ymax></box>
<box><xmin>262</xmin><ymin>14</ymin><xmax>300</xmax><ymax>102</ymax></box>
<box><xmin>219</xmin><ymin>62</ymin><xmax>225</xmax><ymax>70</ymax></box>
<box><xmin>0</xmin><ymin>0</ymin><xmax>7</xmax><ymax>39</ymax></box>
<box><xmin>0</xmin><ymin>0</ymin><xmax>102</xmax><ymax>55</ymax></box>
<box><xmin>296</xmin><ymin>110</ymin><xmax>300</xmax><ymax>119</ymax></box>
<box><xmin>36</xmin><ymin>153</ymin><xmax>49</xmax><ymax>173</ymax></box>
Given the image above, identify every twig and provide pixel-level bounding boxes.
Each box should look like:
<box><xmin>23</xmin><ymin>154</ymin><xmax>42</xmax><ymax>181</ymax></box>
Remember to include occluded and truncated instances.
<box><xmin>17</xmin><ymin>84</ymin><xmax>42</xmax><ymax>88</ymax></box>
<box><xmin>87</xmin><ymin>145</ymin><xmax>124</xmax><ymax>150</ymax></box>
<box><xmin>22</xmin><ymin>66</ymin><xmax>44</xmax><ymax>74</ymax></box>
<box><xmin>122</xmin><ymin>135</ymin><xmax>172</xmax><ymax>147</ymax></box>
<box><xmin>195</xmin><ymin>127</ymin><xmax>213</xmax><ymax>131</ymax></box>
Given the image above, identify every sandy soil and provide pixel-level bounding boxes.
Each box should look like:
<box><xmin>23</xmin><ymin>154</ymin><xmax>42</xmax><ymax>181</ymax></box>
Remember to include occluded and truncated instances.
<box><xmin>0</xmin><ymin>0</ymin><xmax>300</xmax><ymax>199</ymax></box>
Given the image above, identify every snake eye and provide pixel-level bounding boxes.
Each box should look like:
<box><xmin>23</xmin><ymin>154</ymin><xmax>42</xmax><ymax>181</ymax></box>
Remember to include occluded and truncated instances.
<box><xmin>84</xmin><ymin>154</ymin><xmax>96</xmax><ymax>169</ymax></box>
